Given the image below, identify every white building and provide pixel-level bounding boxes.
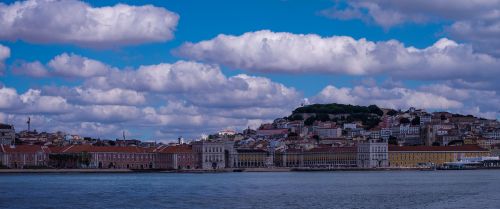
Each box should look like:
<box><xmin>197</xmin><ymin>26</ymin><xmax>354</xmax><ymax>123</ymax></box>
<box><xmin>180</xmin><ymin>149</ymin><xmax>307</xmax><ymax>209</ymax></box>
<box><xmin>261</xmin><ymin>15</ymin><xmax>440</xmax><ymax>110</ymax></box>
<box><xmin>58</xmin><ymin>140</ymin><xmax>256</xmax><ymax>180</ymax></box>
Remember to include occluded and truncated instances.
<box><xmin>192</xmin><ymin>140</ymin><xmax>226</xmax><ymax>170</ymax></box>
<box><xmin>484</xmin><ymin>130</ymin><xmax>500</xmax><ymax>139</ymax></box>
<box><xmin>369</xmin><ymin>130</ymin><xmax>381</xmax><ymax>139</ymax></box>
<box><xmin>420</xmin><ymin>114</ymin><xmax>432</xmax><ymax>125</ymax></box>
<box><xmin>380</xmin><ymin>128</ymin><xmax>392</xmax><ymax>140</ymax></box>
<box><xmin>343</xmin><ymin>123</ymin><xmax>357</xmax><ymax>130</ymax></box>
<box><xmin>357</xmin><ymin>140</ymin><xmax>388</xmax><ymax>168</ymax></box>
<box><xmin>0</xmin><ymin>124</ymin><xmax>15</xmax><ymax>145</ymax></box>
<box><xmin>314</xmin><ymin>127</ymin><xmax>342</xmax><ymax>139</ymax></box>
<box><xmin>218</xmin><ymin>130</ymin><xmax>236</xmax><ymax>136</ymax></box>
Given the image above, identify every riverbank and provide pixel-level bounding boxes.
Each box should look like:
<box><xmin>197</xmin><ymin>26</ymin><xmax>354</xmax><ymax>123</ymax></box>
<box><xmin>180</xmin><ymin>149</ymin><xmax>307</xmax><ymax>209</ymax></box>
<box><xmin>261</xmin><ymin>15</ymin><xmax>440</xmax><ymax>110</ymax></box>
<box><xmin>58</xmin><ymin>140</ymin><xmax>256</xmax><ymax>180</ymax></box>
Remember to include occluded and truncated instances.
<box><xmin>3</xmin><ymin>166</ymin><xmax>499</xmax><ymax>173</ymax></box>
<box><xmin>0</xmin><ymin>167</ymin><xmax>430</xmax><ymax>173</ymax></box>
<box><xmin>0</xmin><ymin>169</ymin><xmax>133</xmax><ymax>173</ymax></box>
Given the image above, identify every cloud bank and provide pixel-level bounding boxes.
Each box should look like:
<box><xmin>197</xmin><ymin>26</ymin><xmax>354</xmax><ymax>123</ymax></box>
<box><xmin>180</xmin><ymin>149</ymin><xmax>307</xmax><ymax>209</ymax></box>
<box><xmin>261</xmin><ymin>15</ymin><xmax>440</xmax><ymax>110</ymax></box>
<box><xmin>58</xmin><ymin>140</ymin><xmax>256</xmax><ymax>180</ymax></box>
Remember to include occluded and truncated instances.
<box><xmin>0</xmin><ymin>0</ymin><xmax>179</xmax><ymax>47</ymax></box>
<box><xmin>0</xmin><ymin>44</ymin><xmax>10</xmax><ymax>74</ymax></box>
<box><xmin>320</xmin><ymin>0</ymin><xmax>500</xmax><ymax>56</ymax></box>
<box><xmin>175</xmin><ymin>30</ymin><xmax>500</xmax><ymax>82</ymax></box>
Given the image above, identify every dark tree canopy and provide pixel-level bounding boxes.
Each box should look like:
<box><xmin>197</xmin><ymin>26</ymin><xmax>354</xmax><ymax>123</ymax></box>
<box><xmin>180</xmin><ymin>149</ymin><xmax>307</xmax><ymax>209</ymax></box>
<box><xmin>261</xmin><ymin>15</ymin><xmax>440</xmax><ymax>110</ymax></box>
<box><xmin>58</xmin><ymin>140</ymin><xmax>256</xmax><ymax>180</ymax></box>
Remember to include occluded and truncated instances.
<box><xmin>293</xmin><ymin>103</ymin><xmax>382</xmax><ymax>129</ymax></box>
<box><xmin>387</xmin><ymin>109</ymin><xmax>398</xmax><ymax>116</ymax></box>
<box><xmin>289</xmin><ymin>114</ymin><xmax>303</xmax><ymax>121</ymax></box>
<box><xmin>411</xmin><ymin>116</ymin><xmax>420</xmax><ymax>125</ymax></box>
<box><xmin>304</xmin><ymin>116</ymin><xmax>316</xmax><ymax>126</ymax></box>
<box><xmin>388</xmin><ymin>136</ymin><xmax>398</xmax><ymax>145</ymax></box>
<box><xmin>400</xmin><ymin>118</ymin><xmax>411</xmax><ymax>124</ymax></box>
<box><xmin>316</xmin><ymin>113</ymin><xmax>330</xmax><ymax>122</ymax></box>
<box><xmin>293</xmin><ymin>103</ymin><xmax>382</xmax><ymax>115</ymax></box>
<box><xmin>368</xmin><ymin>105</ymin><xmax>384</xmax><ymax>116</ymax></box>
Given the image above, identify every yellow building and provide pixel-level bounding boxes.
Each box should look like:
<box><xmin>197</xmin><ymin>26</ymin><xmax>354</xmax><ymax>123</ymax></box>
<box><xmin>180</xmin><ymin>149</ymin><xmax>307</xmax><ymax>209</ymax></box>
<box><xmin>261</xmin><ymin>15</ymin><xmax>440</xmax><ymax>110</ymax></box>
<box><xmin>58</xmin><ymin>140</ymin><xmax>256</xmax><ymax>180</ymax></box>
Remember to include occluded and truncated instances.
<box><xmin>303</xmin><ymin>147</ymin><xmax>357</xmax><ymax>167</ymax></box>
<box><xmin>235</xmin><ymin>149</ymin><xmax>269</xmax><ymax>168</ymax></box>
<box><xmin>274</xmin><ymin>149</ymin><xmax>302</xmax><ymax>167</ymax></box>
<box><xmin>274</xmin><ymin>147</ymin><xmax>357</xmax><ymax>167</ymax></box>
<box><xmin>389</xmin><ymin>145</ymin><xmax>490</xmax><ymax>167</ymax></box>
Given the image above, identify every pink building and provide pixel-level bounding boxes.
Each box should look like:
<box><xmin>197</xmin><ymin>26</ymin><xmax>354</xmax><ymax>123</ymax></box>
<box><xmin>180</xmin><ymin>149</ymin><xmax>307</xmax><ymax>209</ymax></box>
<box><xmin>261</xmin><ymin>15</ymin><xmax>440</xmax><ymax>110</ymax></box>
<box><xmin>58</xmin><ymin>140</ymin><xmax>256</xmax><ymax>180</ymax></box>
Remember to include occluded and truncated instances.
<box><xmin>0</xmin><ymin>145</ymin><xmax>50</xmax><ymax>168</ymax></box>
<box><xmin>52</xmin><ymin>145</ymin><xmax>156</xmax><ymax>169</ymax></box>
<box><xmin>155</xmin><ymin>144</ymin><xmax>198</xmax><ymax>170</ymax></box>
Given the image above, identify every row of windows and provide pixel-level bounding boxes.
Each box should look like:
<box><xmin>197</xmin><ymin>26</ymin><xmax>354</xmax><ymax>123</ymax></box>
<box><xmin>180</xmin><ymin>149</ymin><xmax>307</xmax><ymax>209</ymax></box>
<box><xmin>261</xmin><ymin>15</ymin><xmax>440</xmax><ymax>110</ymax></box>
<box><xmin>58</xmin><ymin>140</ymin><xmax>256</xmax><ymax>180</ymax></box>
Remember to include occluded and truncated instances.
<box><xmin>204</xmin><ymin>154</ymin><xmax>223</xmax><ymax>162</ymax></box>
<box><xmin>97</xmin><ymin>153</ymin><xmax>153</xmax><ymax>160</ymax></box>
<box><xmin>205</xmin><ymin>146</ymin><xmax>223</xmax><ymax>153</ymax></box>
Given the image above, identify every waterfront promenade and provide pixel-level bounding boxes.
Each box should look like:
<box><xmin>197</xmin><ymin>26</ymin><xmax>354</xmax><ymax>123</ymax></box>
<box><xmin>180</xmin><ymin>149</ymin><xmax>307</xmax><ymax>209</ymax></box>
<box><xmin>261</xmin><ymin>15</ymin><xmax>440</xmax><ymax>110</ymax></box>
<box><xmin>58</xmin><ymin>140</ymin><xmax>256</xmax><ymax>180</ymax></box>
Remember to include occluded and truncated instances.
<box><xmin>0</xmin><ymin>166</ymin><xmax>490</xmax><ymax>173</ymax></box>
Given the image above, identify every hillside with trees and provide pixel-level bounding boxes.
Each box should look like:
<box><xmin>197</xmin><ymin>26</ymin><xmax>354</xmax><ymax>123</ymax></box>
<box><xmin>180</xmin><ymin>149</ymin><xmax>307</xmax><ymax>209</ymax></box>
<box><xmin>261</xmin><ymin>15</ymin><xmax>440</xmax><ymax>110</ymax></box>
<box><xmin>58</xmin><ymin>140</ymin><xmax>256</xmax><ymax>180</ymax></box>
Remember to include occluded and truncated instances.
<box><xmin>289</xmin><ymin>103</ymin><xmax>385</xmax><ymax>129</ymax></box>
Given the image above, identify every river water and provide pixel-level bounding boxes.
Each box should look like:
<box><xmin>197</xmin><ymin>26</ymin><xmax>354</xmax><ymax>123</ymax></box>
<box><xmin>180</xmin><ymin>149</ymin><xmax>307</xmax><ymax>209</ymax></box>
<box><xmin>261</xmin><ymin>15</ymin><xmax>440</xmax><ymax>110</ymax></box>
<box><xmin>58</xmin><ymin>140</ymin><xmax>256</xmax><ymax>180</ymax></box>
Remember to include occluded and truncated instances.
<box><xmin>1</xmin><ymin>170</ymin><xmax>500</xmax><ymax>209</ymax></box>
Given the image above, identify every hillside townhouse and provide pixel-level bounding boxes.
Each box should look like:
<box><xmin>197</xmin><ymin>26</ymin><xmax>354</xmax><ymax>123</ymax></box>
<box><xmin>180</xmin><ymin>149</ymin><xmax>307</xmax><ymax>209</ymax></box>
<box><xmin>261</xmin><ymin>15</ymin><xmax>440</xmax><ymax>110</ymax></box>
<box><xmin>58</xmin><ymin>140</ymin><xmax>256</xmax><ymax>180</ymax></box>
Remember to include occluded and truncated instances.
<box><xmin>314</xmin><ymin>127</ymin><xmax>342</xmax><ymax>139</ymax></box>
<box><xmin>256</xmin><ymin>129</ymin><xmax>288</xmax><ymax>139</ymax></box>
<box><xmin>420</xmin><ymin>114</ymin><xmax>432</xmax><ymax>125</ymax></box>
<box><xmin>438</xmin><ymin>135</ymin><xmax>460</xmax><ymax>146</ymax></box>
<box><xmin>380</xmin><ymin>128</ymin><xmax>392</xmax><ymax>140</ymax></box>
<box><xmin>343</xmin><ymin>123</ymin><xmax>357</xmax><ymax>130</ymax></box>
<box><xmin>0</xmin><ymin>124</ymin><xmax>15</xmax><ymax>145</ymax></box>
<box><xmin>483</xmin><ymin>129</ymin><xmax>500</xmax><ymax>139</ymax></box>
<box><xmin>369</xmin><ymin>128</ymin><xmax>381</xmax><ymax>139</ymax></box>
<box><xmin>285</xmin><ymin>121</ymin><xmax>304</xmax><ymax>134</ymax></box>
<box><xmin>476</xmin><ymin>138</ymin><xmax>500</xmax><ymax>149</ymax></box>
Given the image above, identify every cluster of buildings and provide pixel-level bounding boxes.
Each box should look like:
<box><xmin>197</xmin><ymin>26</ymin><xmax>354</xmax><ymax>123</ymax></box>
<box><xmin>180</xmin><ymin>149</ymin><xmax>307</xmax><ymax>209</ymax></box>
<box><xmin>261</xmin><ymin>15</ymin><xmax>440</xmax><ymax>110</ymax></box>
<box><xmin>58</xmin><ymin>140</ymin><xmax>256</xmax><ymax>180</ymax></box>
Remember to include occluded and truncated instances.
<box><xmin>1</xmin><ymin>106</ymin><xmax>499</xmax><ymax>170</ymax></box>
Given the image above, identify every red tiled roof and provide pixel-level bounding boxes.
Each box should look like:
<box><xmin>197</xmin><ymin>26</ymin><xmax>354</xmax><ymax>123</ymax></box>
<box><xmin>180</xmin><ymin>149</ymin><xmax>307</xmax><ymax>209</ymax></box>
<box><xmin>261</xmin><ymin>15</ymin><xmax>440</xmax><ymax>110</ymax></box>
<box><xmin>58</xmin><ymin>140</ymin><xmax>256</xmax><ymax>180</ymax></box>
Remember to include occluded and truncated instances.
<box><xmin>0</xmin><ymin>145</ymin><xmax>45</xmax><ymax>153</ymax></box>
<box><xmin>236</xmin><ymin>149</ymin><xmax>267</xmax><ymax>153</ymax></box>
<box><xmin>306</xmin><ymin>146</ymin><xmax>356</xmax><ymax>153</ymax></box>
<box><xmin>282</xmin><ymin>148</ymin><xmax>302</xmax><ymax>153</ymax></box>
<box><xmin>389</xmin><ymin>145</ymin><xmax>488</xmax><ymax>152</ymax></box>
<box><xmin>155</xmin><ymin>144</ymin><xmax>193</xmax><ymax>153</ymax></box>
<box><xmin>257</xmin><ymin>129</ymin><xmax>289</xmax><ymax>135</ymax></box>
<box><xmin>53</xmin><ymin>145</ymin><xmax>152</xmax><ymax>153</ymax></box>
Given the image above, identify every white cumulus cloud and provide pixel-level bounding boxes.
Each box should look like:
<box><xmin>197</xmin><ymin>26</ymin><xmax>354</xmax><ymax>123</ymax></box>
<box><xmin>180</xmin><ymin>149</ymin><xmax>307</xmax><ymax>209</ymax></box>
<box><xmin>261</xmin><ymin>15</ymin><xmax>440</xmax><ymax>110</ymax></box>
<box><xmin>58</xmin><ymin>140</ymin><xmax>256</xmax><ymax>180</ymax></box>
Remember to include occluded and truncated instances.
<box><xmin>175</xmin><ymin>30</ymin><xmax>500</xmax><ymax>81</ymax></box>
<box><xmin>0</xmin><ymin>44</ymin><xmax>10</xmax><ymax>74</ymax></box>
<box><xmin>84</xmin><ymin>61</ymin><xmax>229</xmax><ymax>93</ymax></box>
<box><xmin>48</xmin><ymin>53</ymin><xmax>112</xmax><ymax>78</ymax></box>
<box><xmin>12</xmin><ymin>61</ymin><xmax>49</xmax><ymax>77</ymax></box>
<box><xmin>320</xmin><ymin>0</ymin><xmax>500</xmax><ymax>56</ymax></box>
<box><xmin>0</xmin><ymin>0</ymin><xmax>179</xmax><ymax>47</ymax></box>
<box><xmin>313</xmin><ymin>85</ymin><xmax>463</xmax><ymax>110</ymax></box>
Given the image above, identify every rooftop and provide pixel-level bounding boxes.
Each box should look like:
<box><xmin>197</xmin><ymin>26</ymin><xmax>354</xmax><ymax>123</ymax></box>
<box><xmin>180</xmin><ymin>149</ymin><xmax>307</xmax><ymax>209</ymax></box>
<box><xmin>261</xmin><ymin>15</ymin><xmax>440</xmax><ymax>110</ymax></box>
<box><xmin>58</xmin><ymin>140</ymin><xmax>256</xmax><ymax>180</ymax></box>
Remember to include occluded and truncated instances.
<box><xmin>389</xmin><ymin>145</ymin><xmax>488</xmax><ymax>152</ymax></box>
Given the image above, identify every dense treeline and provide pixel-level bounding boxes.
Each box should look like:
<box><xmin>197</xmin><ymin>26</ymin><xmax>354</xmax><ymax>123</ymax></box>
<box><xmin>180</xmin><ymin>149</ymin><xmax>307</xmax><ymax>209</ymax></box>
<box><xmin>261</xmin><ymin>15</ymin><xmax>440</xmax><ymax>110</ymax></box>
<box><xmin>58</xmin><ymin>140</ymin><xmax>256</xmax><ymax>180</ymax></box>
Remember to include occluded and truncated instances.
<box><xmin>290</xmin><ymin>103</ymin><xmax>383</xmax><ymax>129</ymax></box>
<box><xmin>292</xmin><ymin>103</ymin><xmax>384</xmax><ymax>116</ymax></box>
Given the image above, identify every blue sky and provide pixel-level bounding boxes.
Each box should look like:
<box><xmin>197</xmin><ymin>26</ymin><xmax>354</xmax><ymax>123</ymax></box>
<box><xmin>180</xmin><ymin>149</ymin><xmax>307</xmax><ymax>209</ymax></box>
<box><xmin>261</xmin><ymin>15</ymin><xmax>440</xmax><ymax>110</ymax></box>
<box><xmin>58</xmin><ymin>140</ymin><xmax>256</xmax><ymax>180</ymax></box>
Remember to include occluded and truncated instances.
<box><xmin>2</xmin><ymin>0</ymin><xmax>444</xmax><ymax>93</ymax></box>
<box><xmin>0</xmin><ymin>0</ymin><xmax>499</xmax><ymax>141</ymax></box>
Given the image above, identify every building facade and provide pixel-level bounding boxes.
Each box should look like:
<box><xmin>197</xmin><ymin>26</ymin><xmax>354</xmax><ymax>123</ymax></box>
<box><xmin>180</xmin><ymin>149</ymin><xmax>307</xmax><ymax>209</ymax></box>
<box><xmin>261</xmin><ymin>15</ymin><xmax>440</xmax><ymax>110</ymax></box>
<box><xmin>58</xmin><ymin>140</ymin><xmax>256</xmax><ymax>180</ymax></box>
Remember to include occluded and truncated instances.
<box><xmin>0</xmin><ymin>145</ymin><xmax>50</xmax><ymax>168</ymax></box>
<box><xmin>49</xmin><ymin>145</ymin><xmax>156</xmax><ymax>169</ymax></box>
<box><xmin>0</xmin><ymin>124</ymin><xmax>15</xmax><ymax>145</ymax></box>
<box><xmin>274</xmin><ymin>147</ymin><xmax>357</xmax><ymax>168</ymax></box>
<box><xmin>192</xmin><ymin>140</ymin><xmax>226</xmax><ymax>169</ymax></box>
<box><xmin>357</xmin><ymin>140</ymin><xmax>389</xmax><ymax>168</ymax></box>
<box><xmin>303</xmin><ymin>147</ymin><xmax>357</xmax><ymax>167</ymax></box>
<box><xmin>155</xmin><ymin>144</ymin><xmax>198</xmax><ymax>170</ymax></box>
<box><xmin>389</xmin><ymin>145</ymin><xmax>490</xmax><ymax>167</ymax></box>
<box><xmin>234</xmin><ymin>149</ymin><xmax>269</xmax><ymax>168</ymax></box>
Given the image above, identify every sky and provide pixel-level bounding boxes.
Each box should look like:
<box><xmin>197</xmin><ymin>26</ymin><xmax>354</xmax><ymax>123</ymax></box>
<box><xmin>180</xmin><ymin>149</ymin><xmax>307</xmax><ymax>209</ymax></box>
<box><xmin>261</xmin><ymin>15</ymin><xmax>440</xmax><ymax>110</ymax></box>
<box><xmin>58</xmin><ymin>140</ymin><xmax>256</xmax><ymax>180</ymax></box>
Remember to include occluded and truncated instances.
<box><xmin>0</xmin><ymin>0</ymin><xmax>499</xmax><ymax>142</ymax></box>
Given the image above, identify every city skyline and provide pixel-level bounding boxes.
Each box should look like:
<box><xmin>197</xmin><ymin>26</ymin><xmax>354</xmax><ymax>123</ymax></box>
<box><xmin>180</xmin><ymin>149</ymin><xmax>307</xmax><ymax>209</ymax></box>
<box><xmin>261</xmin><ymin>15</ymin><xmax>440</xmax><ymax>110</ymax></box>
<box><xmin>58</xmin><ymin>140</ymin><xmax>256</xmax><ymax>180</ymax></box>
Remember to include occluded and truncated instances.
<box><xmin>1</xmin><ymin>0</ymin><xmax>499</xmax><ymax>141</ymax></box>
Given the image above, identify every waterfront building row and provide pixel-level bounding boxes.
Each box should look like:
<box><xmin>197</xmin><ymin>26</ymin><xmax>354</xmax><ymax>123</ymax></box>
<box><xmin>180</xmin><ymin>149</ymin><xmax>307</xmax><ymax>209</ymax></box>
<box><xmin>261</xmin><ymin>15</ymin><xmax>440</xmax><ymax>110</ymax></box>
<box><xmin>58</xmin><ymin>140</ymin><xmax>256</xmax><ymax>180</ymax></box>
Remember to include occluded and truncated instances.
<box><xmin>0</xmin><ymin>143</ymin><xmax>491</xmax><ymax>169</ymax></box>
